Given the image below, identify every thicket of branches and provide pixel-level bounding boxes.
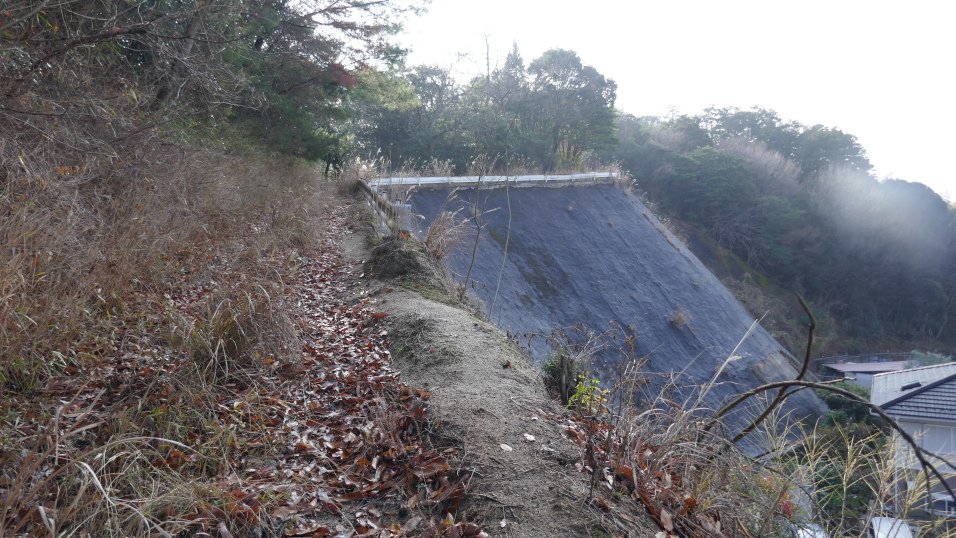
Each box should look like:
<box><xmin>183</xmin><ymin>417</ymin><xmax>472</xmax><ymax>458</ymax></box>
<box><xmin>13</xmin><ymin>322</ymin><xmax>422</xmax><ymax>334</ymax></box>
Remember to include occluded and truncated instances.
<box><xmin>1</xmin><ymin>0</ymin><xmax>418</xmax><ymax>166</ymax></box>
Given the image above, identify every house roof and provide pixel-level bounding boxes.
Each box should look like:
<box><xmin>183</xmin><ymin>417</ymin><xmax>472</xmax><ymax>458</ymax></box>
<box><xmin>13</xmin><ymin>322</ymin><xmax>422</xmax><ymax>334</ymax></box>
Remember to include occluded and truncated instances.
<box><xmin>824</xmin><ymin>361</ymin><xmax>909</xmax><ymax>374</ymax></box>
<box><xmin>870</xmin><ymin>363</ymin><xmax>956</xmax><ymax>406</ymax></box>
<box><xmin>873</xmin><ymin>364</ymin><xmax>956</xmax><ymax>423</ymax></box>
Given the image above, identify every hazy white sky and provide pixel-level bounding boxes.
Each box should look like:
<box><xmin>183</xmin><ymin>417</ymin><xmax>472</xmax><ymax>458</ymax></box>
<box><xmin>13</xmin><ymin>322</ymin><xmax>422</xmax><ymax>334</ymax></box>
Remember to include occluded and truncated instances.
<box><xmin>398</xmin><ymin>0</ymin><xmax>955</xmax><ymax>201</ymax></box>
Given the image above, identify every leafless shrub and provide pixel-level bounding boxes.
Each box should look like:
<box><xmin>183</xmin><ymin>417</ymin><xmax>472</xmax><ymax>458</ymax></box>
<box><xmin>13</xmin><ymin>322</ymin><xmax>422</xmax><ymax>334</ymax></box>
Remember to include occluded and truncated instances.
<box><xmin>653</xmin><ymin>163</ymin><xmax>677</xmax><ymax>179</ymax></box>
<box><xmin>711</xmin><ymin>212</ymin><xmax>764</xmax><ymax>267</ymax></box>
<box><xmin>716</xmin><ymin>137</ymin><xmax>802</xmax><ymax>197</ymax></box>
<box><xmin>424</xmin><ymin>208</ymin><xmax>470</xmax><ymax>260</ymax></box>
<box><xmin>650</xmin><ymin>128</ymin><xmax>696</xmax><ymax>153</ymax></box>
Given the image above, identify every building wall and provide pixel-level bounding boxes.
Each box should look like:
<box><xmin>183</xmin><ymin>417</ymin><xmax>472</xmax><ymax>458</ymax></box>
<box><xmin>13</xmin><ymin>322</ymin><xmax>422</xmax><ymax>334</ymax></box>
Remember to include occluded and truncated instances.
<box><xmin>895</xmin><ymin>421</ymin><xmax>956</xmax><ymax>472</ymax></box>
<box><xmin>892</xmin><ymin>419</ymin><xmax>956</xmax><ymax>516</ymax></box>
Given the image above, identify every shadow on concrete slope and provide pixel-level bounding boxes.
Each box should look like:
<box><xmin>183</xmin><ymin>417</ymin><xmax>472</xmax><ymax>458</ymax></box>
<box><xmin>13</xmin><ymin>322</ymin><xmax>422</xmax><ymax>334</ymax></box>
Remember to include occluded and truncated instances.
<box><xmin>407</xmin><ymin>183</ymin><xmax>827</xmax><ymax>433</ymax></box>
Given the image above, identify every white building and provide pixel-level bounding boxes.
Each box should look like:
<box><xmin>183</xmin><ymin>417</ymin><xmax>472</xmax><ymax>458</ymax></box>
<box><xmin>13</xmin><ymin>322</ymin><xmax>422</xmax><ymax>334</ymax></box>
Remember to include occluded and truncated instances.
<box><xmin>871</xmin><ymin>364</ymin><xmax>956</xmax><ymax>517</ymax></box>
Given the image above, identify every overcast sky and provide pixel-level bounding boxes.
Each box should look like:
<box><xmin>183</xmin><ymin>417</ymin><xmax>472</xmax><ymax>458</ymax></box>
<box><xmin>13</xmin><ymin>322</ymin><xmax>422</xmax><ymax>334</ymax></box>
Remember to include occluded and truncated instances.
<box><xmin>397</xmin><ymin>0</ymin><xmax>955</xmax><ymax>201</ymax></box>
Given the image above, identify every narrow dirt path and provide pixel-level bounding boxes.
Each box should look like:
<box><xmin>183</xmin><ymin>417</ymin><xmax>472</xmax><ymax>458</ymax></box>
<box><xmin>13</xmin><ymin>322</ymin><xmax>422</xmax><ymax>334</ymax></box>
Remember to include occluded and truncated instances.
<box><xmin>339</xmin><ymin>229</ymin><xmax>658</xmax><ymax>537</ymax></box>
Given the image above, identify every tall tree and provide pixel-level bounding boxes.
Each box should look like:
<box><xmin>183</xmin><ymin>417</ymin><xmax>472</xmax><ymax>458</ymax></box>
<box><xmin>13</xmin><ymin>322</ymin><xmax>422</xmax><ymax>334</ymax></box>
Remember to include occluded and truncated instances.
<box><xmin>701</xmin><ymin>106</ymin><xmax>801</xmax><ymax>157</ymax></box>
<box><xmin>658</xmin><ymin>115</ymin><xmax>712</xmax><ymax>153</ymax></box>
<box><xmin>793</xmin><ymin>125</ymin><xmax>872</xmax><ymax>182</ymax></box>
<box><xmin>525</xmin><ymin>49</ymin><xmax>617</xmax><ymax>171</ymax></box>
<box><xmin>347</xmin><ymin>67</ymin><xmax>421</xmax><ymax>161</ymax></box>
<box><xmin>661</xmin><ymin>146</ymin><xmax>756</xmax><ymax>226</ymax></box>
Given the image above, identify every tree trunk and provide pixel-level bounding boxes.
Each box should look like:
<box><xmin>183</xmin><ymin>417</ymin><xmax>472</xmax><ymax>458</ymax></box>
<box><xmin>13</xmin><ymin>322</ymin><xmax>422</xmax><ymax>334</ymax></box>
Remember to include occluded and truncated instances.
<box><xmin>153</xmin><ymin>14</ymin><xmax>203</xmax><ymax>108</ymax></box>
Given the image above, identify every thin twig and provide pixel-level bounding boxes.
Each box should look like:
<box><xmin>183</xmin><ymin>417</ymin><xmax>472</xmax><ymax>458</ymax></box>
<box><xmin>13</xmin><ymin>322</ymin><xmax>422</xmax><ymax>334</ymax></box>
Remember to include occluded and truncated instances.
<box><xmin>729</xmin><ymin>292</ymin><xmax>815</xmax><ymax>443</ymax></box>
<box><xmin>459</xmin><ymin>169</ymin><xmax>484</xmax><ymax>301</ymax></box>
<box><xmin>707</xmin><ymin>379</ymin><xmax>956</xmax><ymax>506</ymax></box>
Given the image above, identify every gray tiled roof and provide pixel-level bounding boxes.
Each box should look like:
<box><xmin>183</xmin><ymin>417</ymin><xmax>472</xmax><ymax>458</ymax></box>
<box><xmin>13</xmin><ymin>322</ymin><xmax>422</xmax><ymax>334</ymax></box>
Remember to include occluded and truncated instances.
<box><xmin>870</xmin><ymin>363</ymin><xmax>956</xmax><ymax>406</ymax></box>
<box><xmin>878</xmin><ymin>372</ymin><xmax>956</xmax><ymax>423</ymax></box>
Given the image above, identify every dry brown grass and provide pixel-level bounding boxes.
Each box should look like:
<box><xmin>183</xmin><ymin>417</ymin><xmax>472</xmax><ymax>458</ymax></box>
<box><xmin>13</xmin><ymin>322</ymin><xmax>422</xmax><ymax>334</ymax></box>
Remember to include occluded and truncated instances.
<box><xmin>423</xmin><ymin>208</ymin><xmax>470</xmax><ymax>260</ymax></box>
<box><xmin>422</xmin><ymin>189</ymin><xmax>471</xmax><ymax>260</ymax></box>
<box><xmin>0</xmin><ymin>112</ymin><xmax>335</xmax><ymax>534</ymax></box>
<box><xmin>0</xmin><ymin>142</ymin><xmax>322</xmax><ymax>380</ymax></box>
<box><xmin>572</xmin><ymin>321</ymin><xmax>956</xmax><ymax>538</ymax></box>
<box><xmin>670</xmin><ymin>309</ymin><xmax>691</xmax><ymax>330</ymax></box>
<box><xmin>551</xmin><ymin>330</ymin><xmax>797</xmax><ymax>537</ymax></box>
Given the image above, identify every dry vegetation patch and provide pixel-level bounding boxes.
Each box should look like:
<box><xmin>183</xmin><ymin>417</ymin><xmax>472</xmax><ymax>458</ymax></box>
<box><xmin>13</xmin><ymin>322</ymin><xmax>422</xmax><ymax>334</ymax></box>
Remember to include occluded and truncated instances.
<box><xmin>0</xmin><ymin>136</ymin><xmax>486</xmax><ymax>536</ymax></box>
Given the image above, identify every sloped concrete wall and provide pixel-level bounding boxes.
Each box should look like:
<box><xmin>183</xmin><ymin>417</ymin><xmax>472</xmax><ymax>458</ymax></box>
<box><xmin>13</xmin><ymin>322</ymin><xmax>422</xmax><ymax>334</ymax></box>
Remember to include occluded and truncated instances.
<box><xmin>407</xmin><ymin>184</ymin><xmax>827</xmax><ymax>432</ymax></box>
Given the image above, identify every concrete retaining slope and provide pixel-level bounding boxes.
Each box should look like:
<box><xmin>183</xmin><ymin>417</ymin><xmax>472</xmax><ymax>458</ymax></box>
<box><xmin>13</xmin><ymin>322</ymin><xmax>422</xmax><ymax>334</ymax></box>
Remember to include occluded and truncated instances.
<box><xmin>407</xmin><ymin>183</ymin><xmax>827</xmax><ymax>433</ymax></box>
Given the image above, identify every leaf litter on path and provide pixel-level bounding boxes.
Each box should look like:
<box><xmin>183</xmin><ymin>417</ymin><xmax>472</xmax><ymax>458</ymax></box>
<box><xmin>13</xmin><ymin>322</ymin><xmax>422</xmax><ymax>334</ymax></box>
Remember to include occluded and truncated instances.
<box><xmin>0</xmin><ymin>206</ymin><xmax>486</xmax><ymax>537</ymax></box>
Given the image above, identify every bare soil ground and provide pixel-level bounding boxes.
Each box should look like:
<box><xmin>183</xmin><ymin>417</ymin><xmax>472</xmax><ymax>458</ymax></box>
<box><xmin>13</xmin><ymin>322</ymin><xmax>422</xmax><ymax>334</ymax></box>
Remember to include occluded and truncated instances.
<box><xmin>339</xmin><ymin>223</ymin><xmax>658</xmax><ymax>537</ymax></box>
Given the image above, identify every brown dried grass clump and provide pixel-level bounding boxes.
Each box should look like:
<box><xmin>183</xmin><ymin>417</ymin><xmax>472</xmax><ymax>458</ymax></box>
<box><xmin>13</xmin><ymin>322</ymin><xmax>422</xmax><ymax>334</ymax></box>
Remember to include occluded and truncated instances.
<box><xmin>547</xmin><ymin>328</ymin><xmax>792</xmax><ymax>537</ymax></box>
<box><xmin>670</xmin><ymin>309</ymin><xmax>690</xmax><ymax>330</ymax></box>
<box><xmin>555</xmin><ymin>301</ymin><xmax>956</xmax><ymax>538</ymax></box>
<box><xmin>0</xmin><ymin>134</ymin><xmax>324</xmax><ymax>380</ymax></box>
<box><xmin>0</xmin><ymin>110</ymin><xmax>334</xmax><ymax>534</ymax></box>
<box><xmin>423</xmin><ymin>191</ymin><xmax>470</xmax><ymax>260</ymax></box>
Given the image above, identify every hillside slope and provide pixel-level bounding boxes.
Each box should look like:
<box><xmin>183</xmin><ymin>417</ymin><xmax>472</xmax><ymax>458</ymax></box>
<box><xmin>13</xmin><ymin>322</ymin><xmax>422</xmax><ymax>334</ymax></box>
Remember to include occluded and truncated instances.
<box><xmin>407</xmin><ymin>183</ymin><xmax>827</xmax><ymax>433</ymax></box>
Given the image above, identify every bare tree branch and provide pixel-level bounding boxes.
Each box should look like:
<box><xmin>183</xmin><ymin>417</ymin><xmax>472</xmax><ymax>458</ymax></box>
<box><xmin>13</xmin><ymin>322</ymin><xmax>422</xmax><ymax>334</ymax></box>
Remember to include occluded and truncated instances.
<box><xmin>707</xmin><ymin>379</ymin><xmax>956</xmax><ymax>510</ymax></box>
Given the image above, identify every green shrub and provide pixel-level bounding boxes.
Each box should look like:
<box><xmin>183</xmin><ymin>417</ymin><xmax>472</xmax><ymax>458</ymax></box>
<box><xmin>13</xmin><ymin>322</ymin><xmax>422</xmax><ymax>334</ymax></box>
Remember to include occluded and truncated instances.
<box><xmin>541</xmin><ymin>349</ymin><xmax>581</xmax><ymax>407</ymax></box>
<box><xmin>909</xmin><ymin>350</ymin><xmax>953</xmax><ymax>367</ymax></box>
<box><xmin>567</xmin><ymin>375</ymin><xmax>609</xmax><ymax>414</ymax></box>
<box><xmin>816</xmin><ymin>381</ymin><xmax>878</xmax><ymax>426</ymax></box>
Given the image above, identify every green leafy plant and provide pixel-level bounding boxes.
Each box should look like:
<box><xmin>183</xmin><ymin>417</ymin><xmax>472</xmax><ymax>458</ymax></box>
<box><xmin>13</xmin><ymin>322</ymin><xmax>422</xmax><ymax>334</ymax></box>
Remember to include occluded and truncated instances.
<box><xmin>567</xmin><ymin>375</ymin><xmax>609</xmax><ymax>414</ymax></box>
<box><xmin>909</xmin><ymin>350</ymin><xmax>953</xmax><ymax>367</ymax></box>
<box><xmin>816</xmin><ymin>381</ymin><xmax>881</xmax><ymax>428</ymax></box>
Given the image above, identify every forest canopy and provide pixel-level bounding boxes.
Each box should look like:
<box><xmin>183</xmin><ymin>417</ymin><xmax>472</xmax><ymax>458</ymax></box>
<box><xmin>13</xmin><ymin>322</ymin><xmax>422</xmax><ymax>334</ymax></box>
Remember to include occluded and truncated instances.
<box><xmin>604</xmin><ymin>107</ymin><xmax>956</xmax><ymax>350</ymax></box>
<box><xmin>1</xmin><ymin>0</ymin><xmax>420</xmax><ymax>163</ymax></box>
<box><xmin>348</xmin><ymin>46</ymin><xmax>618</xmax><ymax>173</ymax></box>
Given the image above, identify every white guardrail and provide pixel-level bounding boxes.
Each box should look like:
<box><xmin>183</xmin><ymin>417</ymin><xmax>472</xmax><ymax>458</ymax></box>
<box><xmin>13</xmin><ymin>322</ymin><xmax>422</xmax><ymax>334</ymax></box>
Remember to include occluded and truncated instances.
<box><xmin>366</xmin><ymin>172</ymin><xmax>619</xmax><ymax>189</ymax></box>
